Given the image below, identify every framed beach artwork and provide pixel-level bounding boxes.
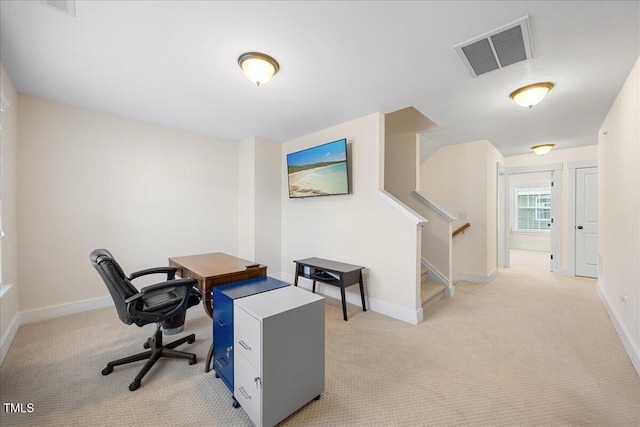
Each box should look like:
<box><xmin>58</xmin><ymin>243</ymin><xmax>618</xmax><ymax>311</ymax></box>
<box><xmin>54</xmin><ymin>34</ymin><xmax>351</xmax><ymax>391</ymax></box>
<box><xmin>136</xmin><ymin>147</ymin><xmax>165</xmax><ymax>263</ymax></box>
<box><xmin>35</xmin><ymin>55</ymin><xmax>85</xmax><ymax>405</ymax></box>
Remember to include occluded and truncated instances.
<box><xmin>286</xmin><ymin>138</ymin><xmax>350</xmax><ymax>198</ymax></box>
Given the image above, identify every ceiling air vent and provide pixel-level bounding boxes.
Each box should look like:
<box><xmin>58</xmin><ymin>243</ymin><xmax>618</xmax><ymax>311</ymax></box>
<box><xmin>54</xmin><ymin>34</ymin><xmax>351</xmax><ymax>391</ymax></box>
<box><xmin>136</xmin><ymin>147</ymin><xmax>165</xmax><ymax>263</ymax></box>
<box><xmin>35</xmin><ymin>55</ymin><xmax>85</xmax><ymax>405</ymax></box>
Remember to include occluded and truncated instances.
<box><xmin>455</xmin><ymin>17</ymin><xmax>533</xmax><ymax>78</ymax></box>
<box><xmin>40</xmin><ymin>0</ymin><xmax>76</xmax><ymax>17</ymax></box>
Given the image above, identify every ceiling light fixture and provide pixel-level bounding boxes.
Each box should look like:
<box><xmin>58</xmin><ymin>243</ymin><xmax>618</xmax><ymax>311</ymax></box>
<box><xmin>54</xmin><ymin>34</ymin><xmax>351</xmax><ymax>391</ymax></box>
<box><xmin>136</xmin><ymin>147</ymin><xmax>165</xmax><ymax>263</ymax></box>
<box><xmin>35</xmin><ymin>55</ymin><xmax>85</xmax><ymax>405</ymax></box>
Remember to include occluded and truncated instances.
<box><xmin>509</xmin><ymin>82</ymin><xmax>554</xmax><ymax>108</ymax></box>
<box><xmin>531</xmin><ymin>143</ymin><xmax>555</xmax><ymax>156</ymax></box>
<box><xmin>238</xmin><ymin>52</ymin><xmax>280</xmax><ymax>86</ymax></box>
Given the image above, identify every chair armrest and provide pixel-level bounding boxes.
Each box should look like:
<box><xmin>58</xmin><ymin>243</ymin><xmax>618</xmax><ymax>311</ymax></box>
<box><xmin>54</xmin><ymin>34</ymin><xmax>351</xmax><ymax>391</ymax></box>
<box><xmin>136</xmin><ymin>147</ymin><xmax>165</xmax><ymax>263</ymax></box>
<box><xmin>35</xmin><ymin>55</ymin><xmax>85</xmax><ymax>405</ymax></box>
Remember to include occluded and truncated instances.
<box><xmin>140</xmin><ymin>278</ymin><xmax>197</xmax><ymax>294</ymax></box>
<box><xmin>128</xmin><ymin>266</ymin><xmax>177</xmax><ymax>281</ymax></box>
<box><xmin>124</xmin><ymin>278</ymin><xmax>197</xmax><ymax>305</ymax></box>
<box><xmin>126</xmin><ymin>278</ymin><xmax>201</xmax><ymax>324</ymax></box>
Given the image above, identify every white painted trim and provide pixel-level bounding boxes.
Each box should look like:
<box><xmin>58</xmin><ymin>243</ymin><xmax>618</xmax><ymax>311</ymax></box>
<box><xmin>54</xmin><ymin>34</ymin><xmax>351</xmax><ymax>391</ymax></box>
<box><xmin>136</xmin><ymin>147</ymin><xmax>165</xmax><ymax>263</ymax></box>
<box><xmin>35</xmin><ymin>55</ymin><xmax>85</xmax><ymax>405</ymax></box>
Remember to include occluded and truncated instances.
<box><xmin>568</xmin><ymin>159</ymin><xmax>597</xmax><ymax>170</ymax></box>
<box><xmin>20</xmin><ymin>296</ymin><xmax>114</xmax><ymax>325</ymax></box>
<box><xmin>504</xmin><ymin>163</ymin><xmax>563</xmax><ymax>175</ymax></box>
<box><xmin>596</xmin><ymin>284</ymin><xmax>640</xmax><ymax>377</ymax></box>
<box><xmin>0</xmin><ymin>312</ymin><xmax>19</xmax><ymax>365</ymax></box>
<box><xmin>551</xmin><ymin>170</ymin><xmax>562</xmax><ymax>273</ymax></box>
<box><xmin>498</xmin><ymin>163</ymin><xmax>510</xmax><ymax>268</ymax></box>
<box><xmin>413</xmin><ymin>191</ymin><xmax>456</xmax><ymax>222</ymax></box>
<box><xmin>0</xmin><ymin>283</ymin><xmax>13</xmax><ymax>298</ymax></box>
<box><xmin>377</xmin><ymin>189</ymin><xmax>428</xmax><ymax>225</ymax></box>
<box><xmin>282</xmin><ymin>272</ymin><xmax>424</xmax><ymax>325</ymax></box>
<box><xmin>458</xmin><ymin>269</ymin><xmax>498</xmax><ymax>284</ymax></box>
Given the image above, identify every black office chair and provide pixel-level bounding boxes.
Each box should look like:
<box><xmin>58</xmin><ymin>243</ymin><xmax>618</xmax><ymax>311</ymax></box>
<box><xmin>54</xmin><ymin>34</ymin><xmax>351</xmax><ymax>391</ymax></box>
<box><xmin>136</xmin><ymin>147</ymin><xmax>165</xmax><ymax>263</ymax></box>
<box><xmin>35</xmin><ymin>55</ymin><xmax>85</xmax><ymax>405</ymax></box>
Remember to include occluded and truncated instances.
<box><xmin>90</xmin><ymin>249</ymin><xmax>202</xmax><ymax>391</ymax></box>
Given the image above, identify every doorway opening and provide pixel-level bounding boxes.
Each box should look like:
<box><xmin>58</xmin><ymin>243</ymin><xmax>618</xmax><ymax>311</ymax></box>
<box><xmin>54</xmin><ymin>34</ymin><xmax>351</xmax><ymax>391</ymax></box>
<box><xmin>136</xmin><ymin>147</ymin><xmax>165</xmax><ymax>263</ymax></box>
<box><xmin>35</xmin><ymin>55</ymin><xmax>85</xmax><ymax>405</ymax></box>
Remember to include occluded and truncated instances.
<box><xmin>498</xmin><ymin>162</ymin><xmax>562</xmax><ymax>272</ymax></box>
<box><xmin>509</xmin><ymin>172</ymin><xmax>553</xmax><ymax>271</ymax></box>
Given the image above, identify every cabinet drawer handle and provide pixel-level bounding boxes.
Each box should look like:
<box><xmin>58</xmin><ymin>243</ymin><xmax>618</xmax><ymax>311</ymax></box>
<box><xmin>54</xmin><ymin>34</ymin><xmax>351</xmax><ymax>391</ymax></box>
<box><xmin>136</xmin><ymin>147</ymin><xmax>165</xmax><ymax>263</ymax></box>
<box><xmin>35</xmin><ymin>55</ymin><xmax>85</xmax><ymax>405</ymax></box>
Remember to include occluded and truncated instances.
<box><xmin>215</xmin><ymin>358</ymin><xmax>228</xmax><ymax>368</ymax></box>
<box><xmin>238</xmin><ymin>340</ymin><xmax>251</xmax><ymax>351</ymax></box>
<box><xmin>216</xmin><ymin>320</ymin><xmax>226</xmax><ymax>327</ymax></box>
<box><xmin>239</xmin><ymin>387</ymin><xmax>251</xmax><ymax>400</ymax></box>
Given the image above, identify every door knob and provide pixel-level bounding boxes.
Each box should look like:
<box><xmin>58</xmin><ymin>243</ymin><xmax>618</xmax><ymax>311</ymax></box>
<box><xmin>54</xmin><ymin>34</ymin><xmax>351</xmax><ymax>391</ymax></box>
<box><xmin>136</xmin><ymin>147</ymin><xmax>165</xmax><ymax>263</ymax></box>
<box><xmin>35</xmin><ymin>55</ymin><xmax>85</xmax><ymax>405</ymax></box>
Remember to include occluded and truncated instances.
<box><xmin>577</xmin><ymin>225</ymin><xmax>583</xmax><ymax>229</ymax></box>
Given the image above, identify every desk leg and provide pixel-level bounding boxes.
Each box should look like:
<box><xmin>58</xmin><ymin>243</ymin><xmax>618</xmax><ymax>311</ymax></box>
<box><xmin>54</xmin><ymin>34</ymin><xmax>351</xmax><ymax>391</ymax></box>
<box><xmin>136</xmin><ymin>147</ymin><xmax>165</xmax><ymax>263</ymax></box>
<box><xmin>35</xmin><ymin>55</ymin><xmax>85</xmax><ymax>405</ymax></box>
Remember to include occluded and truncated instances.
<box><xmin>203</xmin><ymin>283</ymin><xmax>213</xmax><ymax>373</ymax></box>
<box><xmin>205</xmin><ymin>344</ymin><xmax>213</xmax><ymax>373</ymax></box>
<box><xmin>312</xmin><ymin>280</ymin><xmax>316</xmax><ymax>293</ymax></box>
<box><xmin>294</xmin><ymin>265</ymin><xmax>299</xmax><ymax>286</ymax></box>
<box><xmin>340</xmin><ymin>283</ymin><xmax>348</xmax><ymax>321</ymax></box>
<box><xmin>359</xmin><ymin>271</ymin><xmax>367</xmax><ymax>312</ymax></box>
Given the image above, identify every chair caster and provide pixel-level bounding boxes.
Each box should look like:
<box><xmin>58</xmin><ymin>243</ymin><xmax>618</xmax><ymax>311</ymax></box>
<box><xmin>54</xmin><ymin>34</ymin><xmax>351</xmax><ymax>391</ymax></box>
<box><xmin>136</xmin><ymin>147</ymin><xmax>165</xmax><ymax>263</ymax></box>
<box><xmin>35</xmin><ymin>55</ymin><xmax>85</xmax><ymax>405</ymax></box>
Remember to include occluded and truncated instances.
<box><xmin>188</xmin><ymin>336</ymin><xmax>195</xmax><ymax>344</ymax></box>
<box><xmin>102</xmin><ymin>366</ymin><xmax>113</xmax><ymax>375</ymax></box>
<box><xmin>129</xmin><ymin>381</ymin><xmax>140</xmax><ymax>391</ymax></box>
<box><xmin>143</xmin><ymin>342</ymin><xmax>150</xmax><ymax>349</ymax></box>
<box><xmin>189</xmin><ymin>355</ymin><xmax>197</xmax><ymax>365</ymax></box>
<box><xmin>232</xmin><ymin>398</ymin><xmax>241</xmax><ymax>408</ymax></box>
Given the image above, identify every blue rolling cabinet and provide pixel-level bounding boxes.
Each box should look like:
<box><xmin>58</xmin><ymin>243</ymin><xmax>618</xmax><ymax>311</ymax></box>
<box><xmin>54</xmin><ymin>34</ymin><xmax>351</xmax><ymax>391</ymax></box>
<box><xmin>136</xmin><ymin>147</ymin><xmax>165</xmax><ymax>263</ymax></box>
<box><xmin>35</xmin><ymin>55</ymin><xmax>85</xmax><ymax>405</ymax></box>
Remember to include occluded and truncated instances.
<box><xmin>212</xmin><ymin>276</ymin><xmax>289</xmax><ymax>407</ymax></box>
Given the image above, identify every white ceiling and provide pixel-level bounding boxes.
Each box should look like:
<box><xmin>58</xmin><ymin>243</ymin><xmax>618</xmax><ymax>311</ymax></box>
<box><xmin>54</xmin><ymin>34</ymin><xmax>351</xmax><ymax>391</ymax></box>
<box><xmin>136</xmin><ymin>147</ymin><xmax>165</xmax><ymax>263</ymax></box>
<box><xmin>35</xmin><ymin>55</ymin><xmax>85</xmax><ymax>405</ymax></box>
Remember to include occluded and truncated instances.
<box><xmin>1</xmin><ymin>1</ymin><xmax>638</xmax><ymax>156</ymax></box>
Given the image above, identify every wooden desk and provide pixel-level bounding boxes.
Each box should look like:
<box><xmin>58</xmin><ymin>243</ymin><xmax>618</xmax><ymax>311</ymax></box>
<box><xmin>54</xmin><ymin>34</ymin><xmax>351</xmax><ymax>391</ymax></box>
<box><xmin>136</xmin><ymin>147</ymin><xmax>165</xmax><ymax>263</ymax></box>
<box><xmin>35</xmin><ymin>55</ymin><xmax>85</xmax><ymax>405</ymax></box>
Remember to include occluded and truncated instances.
<box><xmin>294</xmin><ymin>257</ymin><xmax>366</xmax><ymax>321</ymax></box>
<box><xmin>168</xmin><ymin>253</ymin><xmax>267</xmax><ymax>371</ymax></box>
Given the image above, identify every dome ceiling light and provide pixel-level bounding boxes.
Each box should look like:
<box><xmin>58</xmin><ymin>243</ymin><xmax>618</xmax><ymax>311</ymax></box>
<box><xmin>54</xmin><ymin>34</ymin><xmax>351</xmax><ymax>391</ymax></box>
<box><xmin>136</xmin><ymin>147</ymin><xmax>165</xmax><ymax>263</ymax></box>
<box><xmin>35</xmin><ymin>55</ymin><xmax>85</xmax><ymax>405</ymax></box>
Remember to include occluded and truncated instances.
<box><xmin>510</xmin><ymin>82</ymin><xmax>554</xmax><ymax>108</ymax></box>
<box><xmin>531</xmin><ymin>143</ymin><xmax>555</xmax><ymax>156</ymax></box>
<box><xmin>238</xmin><ymin>52</ymin><xmax>280</xmax><ymax>86</ymax></box>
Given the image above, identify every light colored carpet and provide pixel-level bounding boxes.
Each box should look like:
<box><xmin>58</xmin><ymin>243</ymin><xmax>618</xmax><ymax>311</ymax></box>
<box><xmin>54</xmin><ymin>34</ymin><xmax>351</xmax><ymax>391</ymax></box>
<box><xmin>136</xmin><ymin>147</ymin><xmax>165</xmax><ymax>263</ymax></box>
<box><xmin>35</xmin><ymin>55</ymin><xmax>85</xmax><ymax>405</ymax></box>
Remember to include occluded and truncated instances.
<box><xmin>2</xmin><ymin>253</ymin><xmax>639</xmax><ymax>426</ymax></box>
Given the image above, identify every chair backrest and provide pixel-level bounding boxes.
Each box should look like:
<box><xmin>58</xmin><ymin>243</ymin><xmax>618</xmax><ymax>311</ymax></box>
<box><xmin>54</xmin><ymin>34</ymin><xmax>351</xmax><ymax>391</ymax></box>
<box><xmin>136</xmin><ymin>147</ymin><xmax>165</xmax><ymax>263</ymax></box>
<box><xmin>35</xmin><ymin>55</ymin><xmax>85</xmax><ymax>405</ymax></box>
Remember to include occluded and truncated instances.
<box><xmin>90</xmin><ymin>249</ymin><xmax>139</xmax><ymax>325</ymax></box>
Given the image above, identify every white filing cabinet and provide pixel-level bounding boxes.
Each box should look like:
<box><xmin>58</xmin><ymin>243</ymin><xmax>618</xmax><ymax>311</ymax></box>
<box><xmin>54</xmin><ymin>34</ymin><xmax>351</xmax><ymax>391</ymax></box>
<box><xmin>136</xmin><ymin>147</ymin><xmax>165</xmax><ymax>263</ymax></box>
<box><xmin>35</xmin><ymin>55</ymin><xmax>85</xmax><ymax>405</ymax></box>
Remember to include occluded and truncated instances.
<box><xmin>233</xmin><ymin>286</ymin><xmax>325</xmax><ymax>427</ymax></box>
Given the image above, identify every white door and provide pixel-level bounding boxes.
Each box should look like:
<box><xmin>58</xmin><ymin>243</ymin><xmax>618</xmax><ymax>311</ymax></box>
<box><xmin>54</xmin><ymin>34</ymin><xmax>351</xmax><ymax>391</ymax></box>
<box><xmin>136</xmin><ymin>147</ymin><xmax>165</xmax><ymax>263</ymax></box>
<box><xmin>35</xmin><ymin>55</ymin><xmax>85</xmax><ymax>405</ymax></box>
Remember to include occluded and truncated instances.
<box><xmin>575</xmin><ymin>167</ymin><xmax>598</xmax><ymax>277</ymax></box>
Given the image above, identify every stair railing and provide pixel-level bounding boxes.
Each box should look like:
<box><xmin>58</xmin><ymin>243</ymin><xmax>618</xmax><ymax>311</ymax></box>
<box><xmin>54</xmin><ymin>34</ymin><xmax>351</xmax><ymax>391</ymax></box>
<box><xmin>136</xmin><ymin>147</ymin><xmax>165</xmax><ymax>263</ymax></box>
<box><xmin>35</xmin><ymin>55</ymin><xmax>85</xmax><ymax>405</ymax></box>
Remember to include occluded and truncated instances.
<box><xmin>452</xmin><ymin>222</ymin><xmax>470</xmax><ymax>237</ymax></box>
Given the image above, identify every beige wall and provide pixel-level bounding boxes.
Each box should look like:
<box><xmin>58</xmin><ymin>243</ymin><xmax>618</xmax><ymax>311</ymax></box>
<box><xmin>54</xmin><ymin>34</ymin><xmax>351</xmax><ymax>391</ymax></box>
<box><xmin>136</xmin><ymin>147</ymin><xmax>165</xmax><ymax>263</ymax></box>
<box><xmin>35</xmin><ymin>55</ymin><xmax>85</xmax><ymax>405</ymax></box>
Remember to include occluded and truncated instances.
<box><xmin>281</xmin><ymin>112</ymin><xmax>423</xmax><ymax>323</ymax></box>
<box><xmin>598</xmin><ymin>56</ymin><xmax>639</xmax><ymax>372</ymax></box>
<box><xmin>17</xmin><ymin>96</ymin><xmax>240</xmax><ymax>313</ymax></box>
<box><xmin>253</xmin><ymin>138</ymin><xmax>282</xmax><ymax>272</ymax></box>
<box><xmin>421</xmin><ymin>139</ymin><xmax>503</xmax><ymax>280</ymax></box>
<box><xmin>504</xmin><ymin>145</ymin><xmax>598</xmax><ymax>268</ymax></box>
<box><xmin>238</xmin><ymin>137</ymin><xmax>257</xmax><ymax>260</ymax></box>
<box><xmin>237</xmin><ymin>137</ymin><xmax>282</xmax><ymax>271</ymax></box>
<box><xmin>0</xmin><ymin>63</ymin><xmax>19</xmax><ymax>352</ymax></box>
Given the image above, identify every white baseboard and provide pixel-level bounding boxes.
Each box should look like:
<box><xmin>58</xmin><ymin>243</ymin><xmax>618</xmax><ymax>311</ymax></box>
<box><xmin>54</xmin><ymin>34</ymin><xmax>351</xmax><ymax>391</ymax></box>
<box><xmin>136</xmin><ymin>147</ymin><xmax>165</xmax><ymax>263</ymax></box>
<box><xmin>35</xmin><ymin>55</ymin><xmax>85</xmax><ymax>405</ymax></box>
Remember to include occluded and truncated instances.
<box><xmin>596</xmin><ymin>284</ymin><xmax>640</xmax><ymax>377</ymax></box>
<box><xmin>20</xmin><ymin>295</ymin><xmax>114</xmax><ymax>325</ymax></box>
<box><xmin>267</xmin><ymin>272</ymin><xmax>289</xmax><ymax>282</ymax></box>
<box><xmin>0</xmin><ymin>313</ymin><xmax>20</xmax><ymax>366</ymax></box>
<box><xmin>458</xmin><ymin>269</ymin><xmax>498</xmax><ymax>284</ymax></box>
<box><xmin>280</xmin><ymin>272</ymin><xmax>423</xmax><ymax>325</ymax></box>
<box><xmin>553</xmin><ymin>267</ymin><xmax>573</xmax><ymax>277</ymax></box>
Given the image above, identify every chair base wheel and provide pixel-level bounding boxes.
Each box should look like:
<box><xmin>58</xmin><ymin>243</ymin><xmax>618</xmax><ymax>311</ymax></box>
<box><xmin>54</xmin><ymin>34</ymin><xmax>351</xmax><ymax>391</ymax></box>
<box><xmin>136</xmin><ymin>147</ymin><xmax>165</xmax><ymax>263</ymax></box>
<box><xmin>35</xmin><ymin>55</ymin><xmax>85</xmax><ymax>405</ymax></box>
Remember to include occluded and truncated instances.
<box><xmin>102</xmin><ymin>366</ymin><xmax>113</xmax><ymax>375</ymax></box>
<box><xmin>129</xmin><ymin>381</ymin><xmax>140</xmax><ymax>391</ymax></box>
<box><xmin>189</xmin><ymin>356</ymin><xmax>197</xmax><ymax>365</ymax></box>
<box><xmin>187</xmin><ymin>336</ymin><xmax>195</xmax><ymax>344</ymax></box>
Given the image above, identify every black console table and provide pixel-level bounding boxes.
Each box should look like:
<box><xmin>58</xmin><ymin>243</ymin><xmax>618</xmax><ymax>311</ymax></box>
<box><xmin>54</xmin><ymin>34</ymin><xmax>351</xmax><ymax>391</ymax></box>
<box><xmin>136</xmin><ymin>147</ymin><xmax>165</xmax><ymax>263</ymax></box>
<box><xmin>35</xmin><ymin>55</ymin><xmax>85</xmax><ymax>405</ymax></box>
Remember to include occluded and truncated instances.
<box><xmin>294</xmin><ymin>257</ymin><xmax>366</xmax><ymax>321</ymax></box>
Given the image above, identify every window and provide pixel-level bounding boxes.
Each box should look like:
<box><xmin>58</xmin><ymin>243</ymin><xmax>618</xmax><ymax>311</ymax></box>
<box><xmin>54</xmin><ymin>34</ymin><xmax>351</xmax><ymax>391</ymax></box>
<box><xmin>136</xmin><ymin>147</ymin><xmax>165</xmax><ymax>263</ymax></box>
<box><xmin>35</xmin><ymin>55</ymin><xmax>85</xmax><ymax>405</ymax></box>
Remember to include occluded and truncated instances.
<box><xmin>514</xmin><ymin>185</ymin><xmax>551</xmax><ymax>232</ymax></box>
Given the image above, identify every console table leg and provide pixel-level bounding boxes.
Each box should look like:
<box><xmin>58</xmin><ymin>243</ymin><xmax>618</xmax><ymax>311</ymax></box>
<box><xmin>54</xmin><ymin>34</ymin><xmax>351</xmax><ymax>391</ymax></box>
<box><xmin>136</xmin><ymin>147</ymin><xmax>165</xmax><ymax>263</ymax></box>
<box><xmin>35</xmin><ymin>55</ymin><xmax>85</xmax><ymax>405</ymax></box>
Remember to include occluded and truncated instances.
<box><xmin>359</xmin><ymin>271</ymin><xmax>367</xmax><ymax>312</ymax></box>
<box><xmin>312</xmin><ymin>280</ymin><xmax>316</xmax><ymax>293</ymax></box>
<box><xmin>340</xmin><ymin>284</ymin><xmax>348</xmax><ymax>321</ymax></box>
